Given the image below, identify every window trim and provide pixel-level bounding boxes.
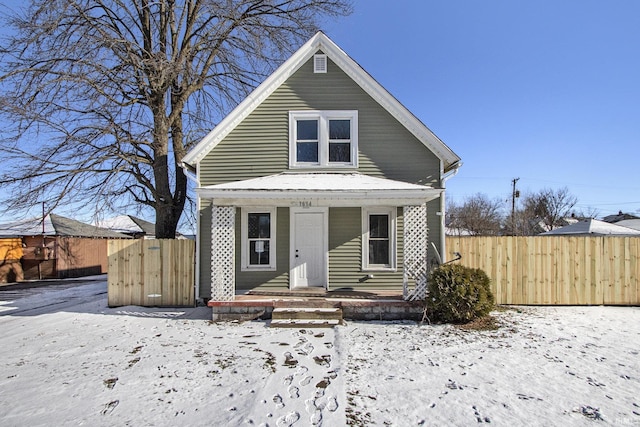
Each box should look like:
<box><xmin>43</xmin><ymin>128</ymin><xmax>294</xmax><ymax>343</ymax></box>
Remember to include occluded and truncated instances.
<box><xmin>361</xmin><ymin>207</ymin><xmax>397</xmax><ymax>271</ymax></box>
<box><xmin>241</xmin><ymin>207</ymin><xmax>277</xmax><ymax>271</ymax></box>
<box><xmin>289</xmin><ymin>110</ymin><xmax>358</xmax><ymax>168</ymax></box>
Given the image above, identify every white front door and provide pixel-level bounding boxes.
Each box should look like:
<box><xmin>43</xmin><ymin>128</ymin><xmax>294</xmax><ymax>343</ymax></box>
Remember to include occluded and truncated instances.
<box><xmin>290</xmin><ymin>208</ymin><xmax>327</xmax><ymax>288</ymax></box>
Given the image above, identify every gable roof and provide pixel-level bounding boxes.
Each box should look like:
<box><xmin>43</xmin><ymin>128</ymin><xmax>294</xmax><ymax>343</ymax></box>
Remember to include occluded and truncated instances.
<box><xmin>0</xmin><ymin>214</ymin><xmax>130</xmax><ymax>239</ymax></box>
<box><xmin>182</xmin><ymin>31</ymin><xmax>461</xmax><ymax>173</ymax></box>
<box><xmin>540</xmin><ymin>218</ymin><xmax>640</xmax><ymax>236</ymax></box>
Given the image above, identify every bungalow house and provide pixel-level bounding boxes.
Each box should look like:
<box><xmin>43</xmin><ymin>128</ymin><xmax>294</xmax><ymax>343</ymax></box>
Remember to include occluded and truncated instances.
<box><xmin>182</xmin><ymin>32</ymin><xmax>461</xmax><ymax>312</ymax></box>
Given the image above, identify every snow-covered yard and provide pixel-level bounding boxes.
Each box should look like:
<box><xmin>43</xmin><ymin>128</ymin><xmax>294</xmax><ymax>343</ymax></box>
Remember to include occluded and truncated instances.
<box><xmin>0</xmin><ymin>280</ymin><xmax>639</xmax><ymax>426</ymax></box>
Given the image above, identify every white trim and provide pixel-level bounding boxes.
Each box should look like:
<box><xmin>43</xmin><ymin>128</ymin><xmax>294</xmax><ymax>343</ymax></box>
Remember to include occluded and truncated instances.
<box><xmin>197</xmin><ymin>172</ymin><xmax>443</xmax><ymax>206</ymax></box>
<box><xmin>362</xmin><ymin>207</ymin><xmax>397</xmax><ymax>271</ymax></box>
<box><xmin>240</xmin><ymin>207</ymin><xmax>277</xmax><ymax>271</ymax></box>
<box><xmin>194</xmin><ymin>196</ymin><xmax>201</xmax><ymax>301</ymax></box>
<box><xmin>289</xmin><ymin>207</ymin><xmax>329</xmax><ymax>289</ymax></box>
<box><xmin>210</xmin><ymin>206</ymin><xmax>236</xmax><ymax>301</ymax></box>
<box><xmin>181</xmin><ymin>32</ymin><xmax>460</xmax><ymax>172</ymax></box>
<box><xmin>211</xmin><ymin>197</ymin><xmax>437</xmax><ymax>207</ymax></box>
<box><xmin>289</xmin><ymin>110</ymin><xmax>358</xmax><ymax>168</ymax></box>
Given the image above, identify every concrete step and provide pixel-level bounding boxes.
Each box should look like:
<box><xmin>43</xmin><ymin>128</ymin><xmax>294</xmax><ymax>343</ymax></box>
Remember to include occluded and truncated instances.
<box><xmin>270</xmin><ymin>318</ymin><xmax>342</xmax><ymax>328</ymax></box>
<box><xmin>270</xmin><ymin>306</ymin><xmax>343</xmax><ymax>328</ymax></box>
<box><xmin>272</xmin><ymin>307</ymin><xmax>343</xmax><ymax>320</ymax></box>
<box><xmin>273</xmin><ymin>299</ymin><xmax>341</xmax><ymax>308</ymax></box>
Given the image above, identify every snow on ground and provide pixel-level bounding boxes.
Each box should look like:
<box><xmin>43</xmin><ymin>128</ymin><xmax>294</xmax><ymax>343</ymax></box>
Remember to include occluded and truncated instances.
<box><xmin>0</xmin><ymin>280</ymin><xmax>639</xmax><ymax>426</ymax></box>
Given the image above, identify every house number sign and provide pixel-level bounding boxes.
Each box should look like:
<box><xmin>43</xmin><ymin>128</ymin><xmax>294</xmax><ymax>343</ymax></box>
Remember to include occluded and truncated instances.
<box><xmin>292</xmin><ymin>200</ymin><xmax>313</xmax><ymax>208</ymax></box>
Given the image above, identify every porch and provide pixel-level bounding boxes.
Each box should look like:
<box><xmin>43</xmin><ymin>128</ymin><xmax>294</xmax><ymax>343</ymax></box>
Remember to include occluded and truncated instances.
<box><xmin>208</xmin><ymin>288</ymin><xmax>425</xmax><ymax>322</ymax></box>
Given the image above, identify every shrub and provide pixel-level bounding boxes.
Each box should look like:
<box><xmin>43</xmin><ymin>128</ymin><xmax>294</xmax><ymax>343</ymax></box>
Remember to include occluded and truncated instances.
<box><xmin>425</xmin><ymin>264</ymin><xmax>495</xmax><ymax>323</ymax></box>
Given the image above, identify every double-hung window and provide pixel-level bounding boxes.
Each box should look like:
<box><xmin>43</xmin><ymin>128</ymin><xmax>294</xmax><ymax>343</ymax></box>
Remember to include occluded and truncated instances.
<box><xmin>241</xmin><ymin>208</ymin><xmax>276</xmax><ymax>271</ymax></box>
<box><xmin>289</xmin><ymin>110</ymin><xmax>358</xmax><ymax>168</ymax></box>
<box><xmin>362</xmin><ymin>207</ymin><xmax>397</xmax><ymax>271</ymax></box>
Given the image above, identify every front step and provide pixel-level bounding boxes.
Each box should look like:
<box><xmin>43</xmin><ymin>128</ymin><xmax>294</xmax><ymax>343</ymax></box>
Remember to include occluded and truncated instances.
<box><xmin>270</xmin><ymin>305</ymin><xmax>343</xmax><ymax>328</ymax></box>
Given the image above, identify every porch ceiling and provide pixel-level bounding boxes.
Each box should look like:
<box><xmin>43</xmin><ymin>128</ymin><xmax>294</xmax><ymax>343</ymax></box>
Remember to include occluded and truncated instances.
<box><xmin>196</xmin><ymin>172</ymin><xmax>443</xmax><ymax>206</ymax></box>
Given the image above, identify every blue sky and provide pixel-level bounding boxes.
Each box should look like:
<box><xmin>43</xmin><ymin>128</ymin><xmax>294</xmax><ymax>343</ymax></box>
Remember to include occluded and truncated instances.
<box><xmin>325</xmin><ymin>0</ymin><xmax>640</xmax><ymax>217</ymax></box>
<box><xmin>1</xmin><ymin>1</ymin><xmax>638</xmax><ymax>224</ymax></box>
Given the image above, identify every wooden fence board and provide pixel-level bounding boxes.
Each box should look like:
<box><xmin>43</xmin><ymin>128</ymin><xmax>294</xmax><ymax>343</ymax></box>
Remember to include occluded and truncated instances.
<box><xmin>143</xmin><ymin>240</ymin><xmax>162</xmax><ymax>306</ymax></box>
<box><xmin>108</xmin><ymin>239</ymin><xmax>195</xmax><ymax>307</ymax></box>
<box><xmin>445</xmin><ymin>236</ymin><xmax>640</xmax><ymax>306</ymax></box>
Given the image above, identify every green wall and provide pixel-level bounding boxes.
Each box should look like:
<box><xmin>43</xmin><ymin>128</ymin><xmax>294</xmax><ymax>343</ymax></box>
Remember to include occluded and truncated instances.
<box><xmin>197</xmin><ymin>54</ymin><xmax>445</xmax><ymax>298</ymax></box>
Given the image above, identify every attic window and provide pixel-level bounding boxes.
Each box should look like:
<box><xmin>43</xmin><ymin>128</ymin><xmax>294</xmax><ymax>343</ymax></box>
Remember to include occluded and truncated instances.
<box><xmin>314</xmin><ymin>54</ymin><xmax>327</xmax><ymax>73</ymax></box>
<box><xmin>289</xmin><ymin>110</ymin><xmax>358</xmax><ymax>168</ymax></box>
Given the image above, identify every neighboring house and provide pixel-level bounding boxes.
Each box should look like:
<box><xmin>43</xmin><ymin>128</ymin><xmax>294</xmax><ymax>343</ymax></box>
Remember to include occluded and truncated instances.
<box><xmin>96</xmin><ymin>215</ymin><xmax>157</xmax><ymax>239</ymax></box>
<box><xmin>97</xmin><ymin>215</ymin><xmax>192</xmax><ymax>239</ymax></box>
<box><xmin>0</xmin><ymin>238</ymin><xmax>23</xmax><ymax>283</ymax></box>
<box><xmin>182</xmin><ymin>32</ymin><xmax>461</xmax><ymax>304</ymax></box>
<box><xmin>530</xmin><ymin>216</ymin><xmax>580</xmax><ymax>235</ymax></box>
<box><xmin>614</xmin><ymin>219</ymin><xmax>640</xmax><ymax>231</ymax></box>
<box><xmin>0</xmin><ymin>213</ymin><xmax>130</xmax><ymax>280</ymax></box>
<box><xmin>445</xmin><ymin>226</ymin><xmax>474</xmax><ymax>237</ymax></box>
<box><xmin>602</xmin><ymin>211</ymin><xmax>639</xmax><ymax>223</ymax></box>
<box><xmin>539</xmin><ymin>218</ymin><xmax>640</xmax><ymax>236</ymax></box>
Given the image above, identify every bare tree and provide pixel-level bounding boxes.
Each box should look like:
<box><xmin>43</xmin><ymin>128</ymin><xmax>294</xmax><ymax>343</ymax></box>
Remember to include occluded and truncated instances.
<box><xmin>519</xmin><ymin>187</ymin><xmax>578</xmax><ymax>233</ymax></box>
<box><xmin>574</xmin><ymin>206</ymin><xmax>600</xmax><ymax>220</ymax></box>
<box><xmin>446</xmin><ymin>193</ymin><xmax>505</xmax><ymax>236</ymax></box>
<box><xmin>0</xmin><ymin>0</ymin><xmax>351</xmax><ymax>237</ymax></box>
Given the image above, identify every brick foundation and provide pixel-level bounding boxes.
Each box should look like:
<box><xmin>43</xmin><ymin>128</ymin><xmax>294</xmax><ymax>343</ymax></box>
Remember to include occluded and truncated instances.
<box><xmin>208</xmin><ymin>298</ymin><xmax>424</xmax><ymax>322</ymax></box>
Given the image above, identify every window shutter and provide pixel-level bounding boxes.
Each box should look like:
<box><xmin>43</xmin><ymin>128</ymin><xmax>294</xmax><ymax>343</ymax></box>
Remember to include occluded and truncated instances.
<box><xmin>314</xmin><ymin>54</ymin><xmax>327</xmax><ymax>73</ymax></box>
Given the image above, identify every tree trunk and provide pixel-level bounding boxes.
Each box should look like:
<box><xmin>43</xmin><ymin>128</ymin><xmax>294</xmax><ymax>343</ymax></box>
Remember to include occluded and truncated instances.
<box><xmin>0</xmin><ymin>0</ymin><xmax>352</xmax><ymax>231</ymax></box>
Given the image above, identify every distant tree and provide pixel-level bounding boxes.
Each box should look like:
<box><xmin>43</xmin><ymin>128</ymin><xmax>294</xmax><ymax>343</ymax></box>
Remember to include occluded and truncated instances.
<box><xmin>447</xmin><ymin>194</ymin><xmax>505</xmax><ymax>236</ymax></box>
<box><xmin>517</xmin><ymin>187</ymin><xmax>578</xmax><ymax>234</ymax></box>
<box><xmin>574</xmin><ymin>206</ymin><xmax>600</xmax><ymax>220</ymax></box>
<box><xmin>0</xmin><ymin>0</ymin><xmax>351</xmax><ymax>237</ymax></box>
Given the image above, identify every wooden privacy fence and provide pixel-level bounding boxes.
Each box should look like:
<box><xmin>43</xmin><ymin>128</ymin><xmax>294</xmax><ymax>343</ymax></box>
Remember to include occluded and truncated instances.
<box><xmin>445</xmin><ymin>236</ymin><xmax>640</xmax><ymax>306</ymax></box>
<box><xmin>108</xmin><ymin>239</ymin><xmax>195</xmax><ymax>307</ymax></box>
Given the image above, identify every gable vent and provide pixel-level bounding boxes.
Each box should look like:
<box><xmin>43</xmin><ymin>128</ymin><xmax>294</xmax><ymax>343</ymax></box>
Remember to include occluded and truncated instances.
<box><xmin>314</xmin><ymin>54</ymin><xmax>327</xmax><ymax>73</ymax></box>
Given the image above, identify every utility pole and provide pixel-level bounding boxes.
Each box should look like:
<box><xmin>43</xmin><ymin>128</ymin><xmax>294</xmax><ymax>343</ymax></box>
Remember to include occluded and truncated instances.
<box><xmin>511</xmin><ymin>178</ymin><xmax>520</xmax><ymax>235</ymax></box>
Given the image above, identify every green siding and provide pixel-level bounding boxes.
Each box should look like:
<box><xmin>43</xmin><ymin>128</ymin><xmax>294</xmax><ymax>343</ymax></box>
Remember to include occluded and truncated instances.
<box><xmin>427</xmin><ymin>199</ymin><xmax>443</xmax><ymax>263</ymax></box>
<box><xmin>198</xmin><ymin>200</ymin><xmax>212</xmax><ymax>297</ymax></box>
<box><xmin>235</xmin><ymin>207</ymin><xmax>290</xmax><ymax>291</ymax></box>
<box><xmin>199</xmin><ymin>56</ymin><xmax>441</xmax><ymax>186</ymax></box>
<box><xmin>198</xmin><ymin>205</ymin><xmax>289</xmax><ymax>298</ymax></box>
<box><xmin>328</xmin><ymin>207</ymin><xmax>405</xmax><ymax>290</ymax></box>
<box><xmin>197</xmin><ymin>55</ymin><xmax>445</xmax><ymax>297</ymax></box>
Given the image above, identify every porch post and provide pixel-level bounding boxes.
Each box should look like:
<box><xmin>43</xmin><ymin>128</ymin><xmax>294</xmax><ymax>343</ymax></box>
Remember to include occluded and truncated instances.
<box><xmin>403</xmin><ymin>204</ymin><xmax>428</xmax><ymax>301</ymax></box>
<box><xmin>211</xmin><ymin>205</ymin><xmax>236</xmax><ymax>301</ymax></box>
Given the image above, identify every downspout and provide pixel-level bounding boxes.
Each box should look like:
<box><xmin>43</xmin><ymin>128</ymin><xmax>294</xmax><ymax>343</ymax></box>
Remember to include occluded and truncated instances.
<box><xmin>440</xmin><ymin>161</ymin><xmax>461</xmax><ymax>263</ymax></box>
<box><xmin>181</xmin><ymin>161</ymin><xmax>201</xmax><ymax>304</ymax></box>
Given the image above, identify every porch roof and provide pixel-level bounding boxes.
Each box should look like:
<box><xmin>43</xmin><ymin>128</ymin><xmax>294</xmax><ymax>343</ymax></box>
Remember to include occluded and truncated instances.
<box><xmin>196</xmin><ymin>172</ymin><xmax>442</xmax><ymax>206</ymax></box>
